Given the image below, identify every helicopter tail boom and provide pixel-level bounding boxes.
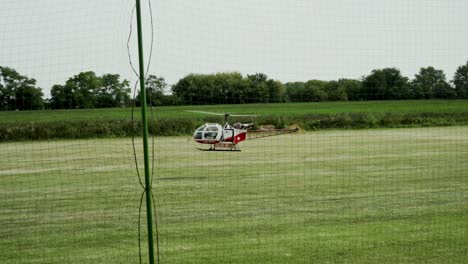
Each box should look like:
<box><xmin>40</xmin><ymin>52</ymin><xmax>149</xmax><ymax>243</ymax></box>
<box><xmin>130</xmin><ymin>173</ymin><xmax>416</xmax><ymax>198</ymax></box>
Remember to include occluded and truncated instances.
<box><xmin>247</xmin><ymin>128</ymin><xmax>299</xmax><ymax>140</ymax></box>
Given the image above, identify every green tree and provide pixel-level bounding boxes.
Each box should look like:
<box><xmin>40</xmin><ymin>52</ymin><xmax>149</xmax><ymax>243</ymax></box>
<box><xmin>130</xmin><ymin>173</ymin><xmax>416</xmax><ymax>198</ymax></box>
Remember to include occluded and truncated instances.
<box><xmin>411</xmin><ymin>67</ymin><xmax>455</xmax><ymax>99</ymax></box>
<box><xmin>172</xmin><ymin>73</ymin><xmax>214</xmax><ymax>105</ymax></box>
<box><xmin>97</xmin><ymin>74</ymin><xmax>131</xmax><ymax>107</ymax></box>
<box><xmin>304</xmin><ymin>80</ymin><xmax>328</xmax><ymax>101</ymax></box>
<box><xmin>285</xmin><ymin>80</ymin><xmax>329</xmax><ymax>102</ymax></box>
<box><xmin>266</xmin><ymin>79</ymin><xmax>286</xmax><ymax>102</ymax></box>
<box><xmin>50</xmin><ymin>72</ymin><xmax>100</xmax><ymax>109</ymax></box>
<box><xmin>171</xmin><ymin>75</ymin><xmax>191</xmax><ymax>104</ymax></box>
<box><xmin>362</xmin><ymin>68</ymin><xmax>410</xmax><ymax>100</ymax></box>
<box><xmin>50</xmin><ymin>71</ymin><xmax>131</xmax><ymax>109</ymax></box>
<box><xmin>136</xmin><ymin>75</ymin><xmax>166</xmax><ymax>106</ymax></box>
<box><xmin>50</xmin><ymin>84</ymin><xmax>70</xmax><ymax>109</ymax></box>
<box><xmin>67</xmin><ymin>71</ymin><xmax>101</xmax><ymax>108</ymax></box>
<box><xmin>172</xmin><ymin>72</ymin><xmax>283</xmax><ymax>105</ymax></box>
<box><xmin>338</xmin><ymin>79</ymin><xmax>362</xmax><ymax>101</ymax></box>
<box><xmin>213</xmin><ymin>72</ymin><xmax>244</xmax><ymax>104</ymax></box>
<box><xmin>0</xmin><ymin>66</ymin><xmax>43</xmax><ymax>110</ymax></box>
<box><xmin>246</xmin><ymin>73</ymin><xmax>269</xmax><ymax>103</ymax></box>
<box><xmin>325</xmin><ymin>81</ymin><xmax>348</xmax><ymax>101</ymax></box>
<box><xmin>285</xmin><ymin>82</ymin><xmax>306</xmax><ymax>102</ymax></box>
<box><xmin>453</xmin><ymin>61</ymin><xmax>468</xmax><ymax>98</ymax></box>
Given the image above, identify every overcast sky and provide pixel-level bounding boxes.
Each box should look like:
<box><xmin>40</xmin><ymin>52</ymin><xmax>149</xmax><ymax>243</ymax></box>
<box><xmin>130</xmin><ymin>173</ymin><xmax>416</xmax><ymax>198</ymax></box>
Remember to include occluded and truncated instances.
<box><xmin>1</xmin><ymin>0</ymin><xmax>467</xmax><ymax>97</ymax></box>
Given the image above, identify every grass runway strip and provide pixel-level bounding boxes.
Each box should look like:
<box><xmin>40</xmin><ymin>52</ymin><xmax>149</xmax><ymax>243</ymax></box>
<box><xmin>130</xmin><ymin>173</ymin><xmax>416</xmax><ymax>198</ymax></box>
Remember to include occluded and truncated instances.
<box><xmin>1</xmin><ymin>126</ymin><xmax>467</xmax><ymax>263</ymax></box>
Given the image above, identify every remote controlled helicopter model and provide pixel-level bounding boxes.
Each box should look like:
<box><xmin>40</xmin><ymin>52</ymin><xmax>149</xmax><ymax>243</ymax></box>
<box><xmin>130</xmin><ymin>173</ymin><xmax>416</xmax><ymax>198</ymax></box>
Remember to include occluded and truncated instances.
<box><xmin>187</xmin><ymin>110</ymin><xmax>299</xmax><ymax>151</ymax></box>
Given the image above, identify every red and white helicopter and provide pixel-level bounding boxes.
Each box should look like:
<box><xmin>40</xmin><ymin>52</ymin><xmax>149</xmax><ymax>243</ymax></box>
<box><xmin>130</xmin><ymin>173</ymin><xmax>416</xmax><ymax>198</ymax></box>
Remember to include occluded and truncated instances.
<box><xmin>187</xmin><ymin>110</ymin><xmax>299</xmax><ymax>151</ymax></box>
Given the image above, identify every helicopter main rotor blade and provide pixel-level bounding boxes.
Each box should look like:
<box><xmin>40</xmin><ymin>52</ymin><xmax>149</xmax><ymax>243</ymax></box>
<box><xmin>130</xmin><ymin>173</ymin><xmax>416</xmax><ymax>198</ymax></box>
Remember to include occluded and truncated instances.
<box><xmin>185</xmin><ymin>110</ymin><xmax>225</xmax><ymax>116</ymax></box>
<box><xmin>185</xmin><ymin>110</ymin><xmax>257</xmax><ymax>117</ymax></box>
<box><xmin>229</xmin><ymin>114</ymin><xmax>258</xmax><ymax>117</ymax></box>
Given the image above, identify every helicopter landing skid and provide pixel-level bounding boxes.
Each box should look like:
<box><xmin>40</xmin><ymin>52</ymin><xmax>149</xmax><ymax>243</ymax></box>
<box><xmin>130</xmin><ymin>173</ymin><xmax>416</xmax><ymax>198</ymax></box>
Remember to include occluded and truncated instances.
<box><xmin>197</xmin><ymin>148</ymin><xmax>241</xmax><ymax>152</ymax></box>
<box><xmin>197</xmin><ymin>143</ymin><xmax>241</xmax><ymax>151</ymax></box>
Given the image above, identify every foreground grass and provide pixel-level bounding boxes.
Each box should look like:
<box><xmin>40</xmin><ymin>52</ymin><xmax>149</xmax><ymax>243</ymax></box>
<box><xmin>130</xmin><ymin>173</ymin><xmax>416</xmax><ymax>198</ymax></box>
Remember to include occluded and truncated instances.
<box><xmin>1</xmin><ymin>100</ymin><xmax>467</xmax><ymax>124</ymax></box>
<box><xmin>0</xmin><ymin>126</ymin><xmax>467</xmax><ymax>263</ymax></box>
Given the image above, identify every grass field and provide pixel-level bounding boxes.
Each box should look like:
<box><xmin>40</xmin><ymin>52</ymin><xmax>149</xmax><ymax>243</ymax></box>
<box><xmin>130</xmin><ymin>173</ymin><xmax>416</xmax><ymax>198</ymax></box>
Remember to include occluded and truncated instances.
<box><xmin>1</xmin><ymin>126</ymin><xmax>467</xmax><ymax>263</ymax></box>
<box><xmin>1</xmin><ymin>100</ymin><xmax>467</xmax><ymax>124</ymax></box>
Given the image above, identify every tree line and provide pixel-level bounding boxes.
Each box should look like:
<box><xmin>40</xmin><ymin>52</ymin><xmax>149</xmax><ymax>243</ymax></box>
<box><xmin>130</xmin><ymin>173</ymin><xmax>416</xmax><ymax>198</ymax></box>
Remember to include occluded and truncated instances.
<box><xmin>1</xmin><ymin>61</ymin><xmax>468</xmax><ymax>110</ymax></box>
<box><xmin>285</xmin><ymin>67</ymin><xmax>460</xmax><ymax>102</ymax></box>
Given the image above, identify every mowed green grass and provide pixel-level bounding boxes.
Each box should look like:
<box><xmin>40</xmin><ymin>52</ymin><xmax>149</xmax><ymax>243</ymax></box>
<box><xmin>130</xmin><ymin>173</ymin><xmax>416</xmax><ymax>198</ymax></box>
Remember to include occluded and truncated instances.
<box><xmin>1</xmin><ymin>127</ymin><xmax>467</xmax><ymax>263</ymax></box>
<box><xmin>1</xmin><ymin>100</ymin><xmax>467</xmax><ymax>124</ymax></box>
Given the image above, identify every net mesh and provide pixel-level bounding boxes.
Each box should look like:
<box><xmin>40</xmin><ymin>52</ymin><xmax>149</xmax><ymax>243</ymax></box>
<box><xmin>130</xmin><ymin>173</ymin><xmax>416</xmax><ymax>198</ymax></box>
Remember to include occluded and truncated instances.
<box><xmin>1</xmin><ymin>0</ymin><xmax>467</xmax><ymax>263</ymax></box>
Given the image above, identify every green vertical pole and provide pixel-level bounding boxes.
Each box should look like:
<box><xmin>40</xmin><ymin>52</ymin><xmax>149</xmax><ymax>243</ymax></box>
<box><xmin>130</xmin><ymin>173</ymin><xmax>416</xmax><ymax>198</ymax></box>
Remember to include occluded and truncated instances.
<box><xmin>135</xmin><ymin>0</ymin><xmax>155</xmax><ymax>263</ymax></box>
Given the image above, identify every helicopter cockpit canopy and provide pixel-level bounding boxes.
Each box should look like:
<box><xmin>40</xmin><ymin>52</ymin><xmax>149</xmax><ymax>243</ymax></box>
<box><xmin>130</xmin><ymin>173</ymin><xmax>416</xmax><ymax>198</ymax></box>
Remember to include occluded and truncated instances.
<box><xmin>193</xmin><ymin>123</ymin><xmax>223</xmax><ymax>142</ymax></box>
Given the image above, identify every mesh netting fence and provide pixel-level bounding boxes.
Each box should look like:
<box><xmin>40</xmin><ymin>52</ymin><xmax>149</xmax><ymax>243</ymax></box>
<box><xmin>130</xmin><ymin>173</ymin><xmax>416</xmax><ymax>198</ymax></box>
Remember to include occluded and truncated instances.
<box><xmin>1</xmin><ymin>0</ymin><xmax>467</xmax><ymax>263</ymax></box>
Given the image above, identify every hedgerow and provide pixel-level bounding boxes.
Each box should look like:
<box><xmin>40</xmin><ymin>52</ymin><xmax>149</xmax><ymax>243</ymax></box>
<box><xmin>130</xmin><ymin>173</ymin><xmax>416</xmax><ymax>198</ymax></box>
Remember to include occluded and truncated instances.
<box><xmin>1</xmin><ymin>112</ymin><xmax>467</xmax><ymax>142</ymax></box>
